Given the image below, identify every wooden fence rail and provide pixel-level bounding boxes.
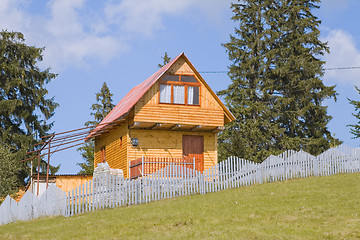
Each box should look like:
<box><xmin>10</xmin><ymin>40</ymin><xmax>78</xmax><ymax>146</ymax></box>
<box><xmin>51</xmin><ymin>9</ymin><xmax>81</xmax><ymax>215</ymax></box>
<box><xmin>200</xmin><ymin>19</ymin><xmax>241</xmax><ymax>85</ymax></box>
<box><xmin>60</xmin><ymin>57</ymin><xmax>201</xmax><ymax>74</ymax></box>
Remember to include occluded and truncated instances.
<box><xmin>1</xmin><ymin>145</ymin><xmax>360</xmax><ymax>225</ymax></box>
<box><xmin>129</xmin><ymin>156</ymin><xmax>196</xmax><ymax>179</ymax></box>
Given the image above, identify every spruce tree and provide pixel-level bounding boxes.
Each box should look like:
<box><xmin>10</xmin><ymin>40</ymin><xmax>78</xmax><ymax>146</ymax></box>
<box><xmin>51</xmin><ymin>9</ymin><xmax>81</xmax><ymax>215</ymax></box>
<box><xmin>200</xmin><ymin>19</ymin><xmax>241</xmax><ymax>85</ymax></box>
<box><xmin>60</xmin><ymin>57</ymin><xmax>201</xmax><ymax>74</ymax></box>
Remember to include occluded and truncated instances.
<box><xmin>0</xmin><ymin>30</ymin><xmax>58</xmax><ymax>184</ymax></box>
<box><xmin>348</xmin><ymin>86</ymin><xmax>360</xmax><ymax>139</ymax></box>
<box><xmin>77</xmin><ymin>82</ymin><xmax>115</xmax><ymax>174</ymax></box>
<box><xmin>268</xmin><ymin>0</ymin><xmax>339</xmax><ymax>155</ymax></box>
<box><xmin>77</xmin><ymin>141</ymin><xmax>95</xmax><ymax>175</ymax></box>
<box><xmin>0</xmin><ymin>144</ymin><xmax>20</xmax><ymax>199</ymax></box>
<box><xmin>219</xmin><ymin>0</ymin><xmax>339</xmax><ymax>162</ymax></box>
<box><xmin>158</xmin><ymin>52</ymin><xmax>171</xmax><ymax>68</ymax></box>
<box><xmin>85</xmin><ymin>82</ymin><xmax>115</xmax><ymax>127</ymax></box>
<box><xmin>218</xmin><ymin>1</ymin><xmax>284</xmax><ymax>162</ymax></box>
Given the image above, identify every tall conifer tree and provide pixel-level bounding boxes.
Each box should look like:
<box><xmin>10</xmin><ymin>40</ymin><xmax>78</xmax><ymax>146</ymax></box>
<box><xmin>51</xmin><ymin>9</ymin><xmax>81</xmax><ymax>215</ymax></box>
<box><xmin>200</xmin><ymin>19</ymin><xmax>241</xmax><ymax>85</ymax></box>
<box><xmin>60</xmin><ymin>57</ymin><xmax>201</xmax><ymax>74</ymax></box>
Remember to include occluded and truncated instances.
<box><xmin>77</xmin><ymin>82</ymin><xmax>115</xmax><ymax>174</ymax></box>
<box><xmin>0</xmin><ymin>31</ymin><xmax>58</xmax><ymax>185</ymax></box>
<box><xmin>85</xmin><ymin>82</ymin><xmax>115</xmax><ymax>127</ymax></box>
<box><xmin>219</xmin><ymin>0</ymin><xmax>339</xmax><ymax>162</ymax></box>
<box><xmin>158</xmin><ymin>52</ymin><xmax>171</xmax><ymax>68</ymax></box>
<box><xmin>268</xmin><ymin>0</ymin><xmax>339</xmax><ymax>155</ymax></box>
<box><xmin>0</xmin><ymin>144</ymin><xmax>20</xmax><ymax>198</ymax></box>
<box><xmin>218</xmin><ymin>0</ymin><xmax>284</xmax><ymax>162</ymax></box>
<box><xmin>348</xmin><ymin>86</ymin><xmax>360</xmax><ymax>140</ymax></box>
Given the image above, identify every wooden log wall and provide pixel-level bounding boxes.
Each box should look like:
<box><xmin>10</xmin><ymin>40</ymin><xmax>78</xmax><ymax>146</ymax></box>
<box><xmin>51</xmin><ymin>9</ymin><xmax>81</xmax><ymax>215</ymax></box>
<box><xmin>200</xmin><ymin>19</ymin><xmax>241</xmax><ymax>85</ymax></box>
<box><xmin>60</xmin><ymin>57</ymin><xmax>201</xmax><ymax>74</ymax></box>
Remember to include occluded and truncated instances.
<box><xmin>55</xmin><ymin>175</ymin><xmax>93</xmax><ymax>192</ymax></box>
<box><xmin>134</xmin><ymin>59</ymin><xmax>225</xmax><ymax>126</ymax></box>
<box><xmin>127</xmin><ymin>129</ymin><xmax>217</xmax><ymax>171</ymax></box>
<box><xmin>95</xmin><ymin>121</ymin><xmax>128</xmax><ymax>177</ymax></box>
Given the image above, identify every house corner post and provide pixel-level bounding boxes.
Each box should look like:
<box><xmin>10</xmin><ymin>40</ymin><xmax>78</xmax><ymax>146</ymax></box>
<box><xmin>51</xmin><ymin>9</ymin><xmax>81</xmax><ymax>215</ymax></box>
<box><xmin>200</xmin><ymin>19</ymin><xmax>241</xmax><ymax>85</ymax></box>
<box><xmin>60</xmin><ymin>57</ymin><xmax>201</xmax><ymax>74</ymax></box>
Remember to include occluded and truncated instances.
<box><xmin>128</xmin><ymin>161</ymin><xmax>131</xmax><ymax>179</ymax></box>
<box><xmin>141</xmin><ymin>156</ymin><xmax>144</xmax><ymax>177</ymax></box>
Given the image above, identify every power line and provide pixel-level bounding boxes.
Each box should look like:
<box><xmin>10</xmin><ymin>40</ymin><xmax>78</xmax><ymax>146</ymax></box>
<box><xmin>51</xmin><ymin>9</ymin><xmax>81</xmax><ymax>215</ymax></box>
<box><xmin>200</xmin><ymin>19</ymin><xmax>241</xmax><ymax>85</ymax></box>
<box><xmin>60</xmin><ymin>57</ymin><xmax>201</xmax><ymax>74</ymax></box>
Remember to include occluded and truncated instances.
<box><xmin>198</xmin><ymin>66</ymin><xmax>360</xmax><ymax>74</ymax></box>
<box><xmin>199</xmin><ymin>71</ymin><xmax>227</xmax><ymax>73</ymax></box>
<box><xmin>324</xmin><ymin>66</ymin><xmax>360</xmax><ymax>70</ymax></box>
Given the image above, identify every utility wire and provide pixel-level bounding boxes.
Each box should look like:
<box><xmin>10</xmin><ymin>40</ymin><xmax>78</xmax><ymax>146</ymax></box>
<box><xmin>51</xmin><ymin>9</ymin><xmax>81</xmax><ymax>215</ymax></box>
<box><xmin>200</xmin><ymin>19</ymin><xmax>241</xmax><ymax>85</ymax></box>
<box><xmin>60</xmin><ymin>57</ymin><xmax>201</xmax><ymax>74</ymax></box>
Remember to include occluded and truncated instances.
<box><xmin>198</xmin><ymin>66</ymin><xmax>360</xmax><ymax>74</ymax></box>
<box><xmin>199</xmin><ymin>71</ymin><xmax>227</xmax><ymax>73</ymax></box>
<box><xmin>324</xmin><ymin>66</ymin><xmax>360</xmax><ymax>70</ymax></box>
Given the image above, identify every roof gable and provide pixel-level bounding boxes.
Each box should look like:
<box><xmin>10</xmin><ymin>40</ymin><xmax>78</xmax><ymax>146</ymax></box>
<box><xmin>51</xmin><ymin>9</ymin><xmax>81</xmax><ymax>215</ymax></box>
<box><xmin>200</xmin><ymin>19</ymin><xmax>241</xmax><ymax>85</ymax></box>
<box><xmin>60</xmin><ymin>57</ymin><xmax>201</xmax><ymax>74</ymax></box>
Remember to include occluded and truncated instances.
<box><xmin>179</xmin><ymin>54</ymin><xmax>235</xmax><ymax>123</ymax></box>
<box><xmin>87</xmin><ymin>53</ymin><xmax>235</xmax><ymax>139</ymax></box>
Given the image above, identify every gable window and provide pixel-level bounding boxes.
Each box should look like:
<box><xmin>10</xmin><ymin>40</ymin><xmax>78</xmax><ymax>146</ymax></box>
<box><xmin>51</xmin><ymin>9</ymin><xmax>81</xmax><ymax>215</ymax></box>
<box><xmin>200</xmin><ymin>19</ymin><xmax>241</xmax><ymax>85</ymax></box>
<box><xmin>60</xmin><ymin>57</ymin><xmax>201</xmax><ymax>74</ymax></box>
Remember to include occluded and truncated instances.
<box><xmin>187</xmin><ymin>86</ymin><xmax>199</xmax><ymax>105</ymax></box>
<box><xmin>173</xmin><ymin>85</ymin><xmax>185</xmax><ymax>104</ymax></box>
<box><xmin>160</xmin><ymin>84</ymin><xmax>171</xmax><ymax>103</ymax></box>
<box><xmin>159</xmin><ymin>74</ymin><xmax>200</xmax><ymax>105</ymax></box>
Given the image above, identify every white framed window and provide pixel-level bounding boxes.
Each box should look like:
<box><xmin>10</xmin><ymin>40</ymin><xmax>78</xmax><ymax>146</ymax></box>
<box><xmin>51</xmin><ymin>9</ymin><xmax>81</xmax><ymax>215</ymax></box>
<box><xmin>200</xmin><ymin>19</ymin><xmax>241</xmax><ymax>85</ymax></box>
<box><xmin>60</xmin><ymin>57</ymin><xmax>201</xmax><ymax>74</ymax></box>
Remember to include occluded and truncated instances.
<box><xmin>159</xmin><ymin>74</ymin><xmax>200</xmax><ymax>105</ymax></box>
<box><xmin>173</xmin><ymin>85</ymin><xmax>185</xmax><ymax>104</ymax></box>
<box><xmin>187</xmin><ymin>86</ymin><xmax>199</xmax><ymax>105</ymax></box>
<box><xmin>160</xmin><ymin>84</ymin><xmax>171</xmax><ymax>103</ymax></box>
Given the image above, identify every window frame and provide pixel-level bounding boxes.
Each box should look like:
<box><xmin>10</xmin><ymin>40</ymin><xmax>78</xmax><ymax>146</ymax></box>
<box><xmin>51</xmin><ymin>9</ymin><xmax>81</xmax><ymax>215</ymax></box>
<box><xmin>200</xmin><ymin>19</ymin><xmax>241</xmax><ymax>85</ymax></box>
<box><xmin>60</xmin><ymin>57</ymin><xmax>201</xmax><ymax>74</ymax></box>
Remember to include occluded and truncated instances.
<box><xmin>159</xmin><ymin>74</ymin><xmax>201</xmax><ymax>106</ymax></box>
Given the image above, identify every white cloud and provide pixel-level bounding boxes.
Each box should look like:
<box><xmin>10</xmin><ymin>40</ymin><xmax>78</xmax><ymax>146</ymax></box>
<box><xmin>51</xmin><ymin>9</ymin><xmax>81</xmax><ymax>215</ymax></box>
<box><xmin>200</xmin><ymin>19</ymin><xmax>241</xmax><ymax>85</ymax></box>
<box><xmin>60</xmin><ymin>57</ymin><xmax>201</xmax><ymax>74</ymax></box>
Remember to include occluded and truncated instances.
<box><xmin>46</xmin><ymin>0</ymin><xmax>84</xmax><ymax>36</ymax></box>
<box><xmin>105</xmin><ymin>0</ymin><xmax>193</xmax><ymax>36</ymax></box>
<box><xmin>0</xmin><ymin>0</ymin><xmax>230</xmax><ymax>71</ymax></box>
<box><xmin>0</xmin><ymin>0</ymin><xmax>28</xmax><ymax>31</ymax></box>
<box><xmin>38</xmin><ymin>0</ymin><xmax>125</xmax><ymax>70</ymax></box>
<box><xmin>0</xmin><ymin>0</ymin><xmax>126</xmax><ymax>71</ymax></box>
<box><xmin>105</xmin><ymin>0</ymin><xmax>231</xmax><ymax>36</ymax></box>
<box><xmin>323</xmin><ymin>29</ymin><xmax>360</xmax><ymax>86</ymax></box>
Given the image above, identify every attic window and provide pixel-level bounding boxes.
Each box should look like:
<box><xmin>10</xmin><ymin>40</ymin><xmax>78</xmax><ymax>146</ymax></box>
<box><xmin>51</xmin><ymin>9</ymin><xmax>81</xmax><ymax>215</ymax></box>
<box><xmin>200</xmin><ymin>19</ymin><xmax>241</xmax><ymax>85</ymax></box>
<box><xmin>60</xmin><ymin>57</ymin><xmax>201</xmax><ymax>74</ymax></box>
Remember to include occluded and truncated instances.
<box><xmin>159</xmin><ymin>74</ymin><xmax>200</xmax><ymax>105</ymax></box>
<box><xmin>160</xmin><ymin>84</ymin><xmax>171</xmax><ymax>103</ymax></box>
<box><xmin>188</xmin><ymin>86</ymin><xmax>199</xmax><ymax>105</ymax></box>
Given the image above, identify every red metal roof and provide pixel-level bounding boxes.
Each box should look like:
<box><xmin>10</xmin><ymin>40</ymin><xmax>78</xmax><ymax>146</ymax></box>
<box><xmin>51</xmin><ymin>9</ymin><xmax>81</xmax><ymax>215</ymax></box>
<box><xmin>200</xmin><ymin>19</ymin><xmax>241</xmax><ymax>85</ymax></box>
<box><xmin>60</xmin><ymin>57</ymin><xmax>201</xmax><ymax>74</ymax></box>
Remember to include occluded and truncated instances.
<box><xmin>86</xmin><ymin>53</ymin><xmax>184</xmax><ymax>139</ymax></box>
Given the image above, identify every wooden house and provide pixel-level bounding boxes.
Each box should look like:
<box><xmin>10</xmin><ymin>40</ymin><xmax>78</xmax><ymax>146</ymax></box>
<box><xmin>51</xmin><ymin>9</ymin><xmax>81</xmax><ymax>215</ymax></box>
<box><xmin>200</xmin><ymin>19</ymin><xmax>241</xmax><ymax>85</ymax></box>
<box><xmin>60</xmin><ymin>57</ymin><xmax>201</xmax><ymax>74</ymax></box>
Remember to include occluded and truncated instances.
<box><xmin>87</xmin><ymin>53</ymin><xmax>235</xmax><ymax>178</ymax></box>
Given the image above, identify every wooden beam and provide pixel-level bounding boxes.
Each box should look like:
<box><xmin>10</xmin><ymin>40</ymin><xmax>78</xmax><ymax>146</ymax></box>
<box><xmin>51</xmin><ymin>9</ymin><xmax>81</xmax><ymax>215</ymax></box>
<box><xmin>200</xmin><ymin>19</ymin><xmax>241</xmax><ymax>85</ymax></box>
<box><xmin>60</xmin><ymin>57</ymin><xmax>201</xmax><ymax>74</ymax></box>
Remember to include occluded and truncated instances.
<box><xmin>150</xmin><ymin>123</ymin><xmax>162</xmax><ymax>130</ymax></box>
<box><xmin>170</xmin><ymin>124</ymin><xmax>182</xmax><ymax>131</ymax></box>
<box><xmin>130</xmin><ymin>122</ymin><xmax>141</xmax><ymax>129</ymax></box>
<box><xmin>212</xmin><ymin>126</ymin><xmax>225</xmax><ymax>133</ymax></box>
<box><xmin>191</xmin><ymin>125</ymin><xmax>201</xmax><ymax>131</ymax></box>
<box><xmin>46</xmin><ymin>139</ymin><xmax>51</xmax><ymax>190</ymax></box>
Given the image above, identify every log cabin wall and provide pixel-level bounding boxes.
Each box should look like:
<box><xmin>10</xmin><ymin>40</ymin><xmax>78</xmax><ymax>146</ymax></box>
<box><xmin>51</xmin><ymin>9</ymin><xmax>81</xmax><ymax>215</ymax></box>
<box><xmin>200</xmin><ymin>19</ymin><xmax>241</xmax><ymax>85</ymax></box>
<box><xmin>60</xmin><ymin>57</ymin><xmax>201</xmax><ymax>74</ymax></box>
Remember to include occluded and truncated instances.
<box><xmin>127</xmin><ymin>129</ymin><xmax>217</xmax><ymax>170</ymax></box>
<box><xmin>55</xmin><ymin>175</ymin><xmax>93</xmax><ymax>192</ymax></box>
<box><xmin>94</xmin><ymin>121</ymin><xmax>128</xmax><ymax>177</ymax></box>
<box><xmin>134</xmin><ymin>58</ymin><xmax>225</xmax><ymax>127</ymax></box>
<box><xmin>134</xmin><ymin>84</ymin><xmax>224</xmax><ymax>126</ymax></box>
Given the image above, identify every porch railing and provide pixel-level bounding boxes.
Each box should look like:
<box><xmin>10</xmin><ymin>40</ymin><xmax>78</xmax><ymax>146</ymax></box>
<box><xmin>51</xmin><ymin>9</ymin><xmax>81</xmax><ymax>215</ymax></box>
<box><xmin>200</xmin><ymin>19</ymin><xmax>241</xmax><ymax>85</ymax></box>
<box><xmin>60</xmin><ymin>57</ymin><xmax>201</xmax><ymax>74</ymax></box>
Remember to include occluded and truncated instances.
<box><xmin>129</xmin><ymin>156</ymin><xmax>195</xmax><ymax>179</ymax></box>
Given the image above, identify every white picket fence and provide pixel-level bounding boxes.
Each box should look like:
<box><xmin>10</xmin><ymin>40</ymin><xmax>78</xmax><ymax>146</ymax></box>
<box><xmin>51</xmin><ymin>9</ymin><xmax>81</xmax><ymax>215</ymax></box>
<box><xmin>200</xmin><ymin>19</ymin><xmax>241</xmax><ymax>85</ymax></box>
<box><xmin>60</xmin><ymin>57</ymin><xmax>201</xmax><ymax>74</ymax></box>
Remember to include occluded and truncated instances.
<box><xmin>1</xmin><ymin>145</ymin><xmax>360</xmax><ymax>225</ymax></box>
<box><xmin>0</xmin><ymin>185</ymin><xmax>66</xmax><ymax>225</ymax></box>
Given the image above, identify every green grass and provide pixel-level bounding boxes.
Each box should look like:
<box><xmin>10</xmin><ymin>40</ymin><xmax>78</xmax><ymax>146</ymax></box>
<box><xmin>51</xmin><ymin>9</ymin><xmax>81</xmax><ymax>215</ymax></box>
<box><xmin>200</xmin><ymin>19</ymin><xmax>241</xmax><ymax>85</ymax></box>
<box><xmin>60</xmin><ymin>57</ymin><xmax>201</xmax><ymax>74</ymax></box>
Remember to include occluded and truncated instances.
<box><xmin>1</xmin><ymin>173</ymin><xmax>360</xmax><ymax>239</ymax></box>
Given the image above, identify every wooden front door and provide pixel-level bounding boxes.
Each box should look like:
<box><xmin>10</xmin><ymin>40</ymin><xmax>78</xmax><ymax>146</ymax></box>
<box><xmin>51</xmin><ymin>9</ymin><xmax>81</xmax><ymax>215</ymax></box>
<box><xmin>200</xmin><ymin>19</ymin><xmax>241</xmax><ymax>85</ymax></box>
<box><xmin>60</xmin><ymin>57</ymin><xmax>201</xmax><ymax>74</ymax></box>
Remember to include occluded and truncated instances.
<box><xmin>183</xmin><ymin>135</ymin><xmax>204</xmax><ymax>172</ymax></box>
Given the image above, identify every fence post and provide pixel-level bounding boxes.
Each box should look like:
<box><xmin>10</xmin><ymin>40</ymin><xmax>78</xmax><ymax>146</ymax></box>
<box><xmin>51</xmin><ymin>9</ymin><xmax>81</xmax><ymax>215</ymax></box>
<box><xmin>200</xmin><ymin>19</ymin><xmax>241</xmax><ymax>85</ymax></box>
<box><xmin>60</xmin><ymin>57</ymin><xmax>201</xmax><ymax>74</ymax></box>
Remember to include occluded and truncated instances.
<box><xmin>129</xmin><ymin>161</ymin><xmax>131</xmax><ymax>179</ymax></box>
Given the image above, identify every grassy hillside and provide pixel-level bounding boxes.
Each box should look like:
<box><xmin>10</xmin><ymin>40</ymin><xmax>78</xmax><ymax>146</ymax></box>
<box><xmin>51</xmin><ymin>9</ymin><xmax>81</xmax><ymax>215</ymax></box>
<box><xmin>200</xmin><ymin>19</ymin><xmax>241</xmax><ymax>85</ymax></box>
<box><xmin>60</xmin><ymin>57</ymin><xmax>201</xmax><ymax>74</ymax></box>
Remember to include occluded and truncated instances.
<box><xmin>1</xmin><ymin>173</ymin><xmax>360</xmax><ymax>239</ymax></box>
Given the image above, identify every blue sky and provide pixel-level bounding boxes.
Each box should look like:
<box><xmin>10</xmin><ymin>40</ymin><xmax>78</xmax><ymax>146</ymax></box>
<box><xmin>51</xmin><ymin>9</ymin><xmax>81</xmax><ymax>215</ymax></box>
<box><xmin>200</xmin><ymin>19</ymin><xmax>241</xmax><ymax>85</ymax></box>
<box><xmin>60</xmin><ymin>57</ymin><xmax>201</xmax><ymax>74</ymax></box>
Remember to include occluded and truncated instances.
<box><xmin>0</xmin><ymin>0</ymin><xmax>359</xmax><ymax>174</ymax></box>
